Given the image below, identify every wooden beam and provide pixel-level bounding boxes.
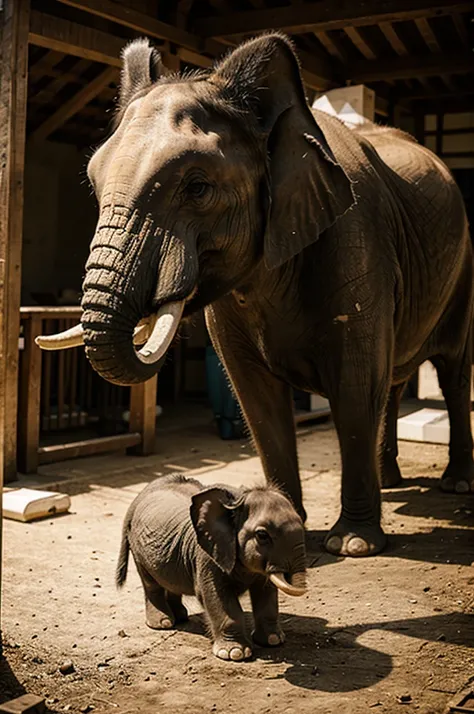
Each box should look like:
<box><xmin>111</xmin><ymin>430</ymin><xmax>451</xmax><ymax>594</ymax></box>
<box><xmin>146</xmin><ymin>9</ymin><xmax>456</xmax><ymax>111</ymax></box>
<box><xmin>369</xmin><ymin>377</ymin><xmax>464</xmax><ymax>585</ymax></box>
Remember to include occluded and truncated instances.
<box><xmin>29</xmin><ymin>10</ymin><xmax>124</xmax><ymax>66</ymax></box>
<box><xmin>30</xmin><ymin>66</ymin><xmax>118</xmax><ymax>142</ymax></box>
<box><xmin>379</xmin><ymin>21</ymin><xmax>409</xmax><ymax>56</ymax></box>
<box><xmin>314</xmin><ymin>30</ymin><xmax>348</xmax><ymax>64</ymax></box>
<box><xmin>415</xmin><ymin>17</ymin><xmax>441</xmax><ymax>52</ymax></box>
<box><xmin>0</xmin><ymin>0</ymin><xmax>30</xmax><ymax>651</ymax></box>
<box><xmin>38</xmin><ymin>432</ymin><xmax>142</xmax><ymax>465</ymax></box>
<box><xmin>194</xmin><ymin>1</ymin><xmax>474</xmax><ymax>38</ymax></box>
<box><xmin>128</xmin><ymin>376</ymin><xmax>158</xmax><ymax>456</ymax></box>
<box><xmin>17</xmin><ymin>315</ymin><xmax>42</xmax><ymax>474</ymax></box>
<box><xmin>452</xmin><ymin>12</ymin><xmax>470</xmax><ymax>50</ymax></box>
<box><xmin>344</xmin><ymin>26</ymin><xmax>377</xmax><ymax>60</ymax></box>
<box><xmin>348</xmin><ymin>52</ymin><xmax>474</xmax><ymax>83</ymax></box>
<box><xmin>57</xmin><ymin>0</ymin><xmax>204</xmax><ymax>53</ymax></box>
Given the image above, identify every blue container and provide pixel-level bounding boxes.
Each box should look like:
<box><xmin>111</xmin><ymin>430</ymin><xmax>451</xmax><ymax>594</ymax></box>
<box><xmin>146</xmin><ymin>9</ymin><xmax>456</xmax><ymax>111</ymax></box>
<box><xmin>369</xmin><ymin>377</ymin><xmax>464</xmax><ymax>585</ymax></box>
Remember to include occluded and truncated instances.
<box><xmin>205</xmin><ymin>345</ymin><xmax>245</xmax><ymax>440</ymax></box>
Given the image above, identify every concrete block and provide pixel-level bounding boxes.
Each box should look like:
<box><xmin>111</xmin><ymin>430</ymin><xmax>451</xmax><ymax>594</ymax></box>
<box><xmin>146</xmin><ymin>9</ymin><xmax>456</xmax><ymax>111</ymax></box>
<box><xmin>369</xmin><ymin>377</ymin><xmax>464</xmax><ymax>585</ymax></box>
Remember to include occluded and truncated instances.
<box><xmin>0</xmin><ymin>694</ymin><xmax>46</xmax><ymax>714</ymax></box>
<box><xmin>397</xmin><ymin>408</ymin><xmax>450</xmax><ymax>445</ymax></box>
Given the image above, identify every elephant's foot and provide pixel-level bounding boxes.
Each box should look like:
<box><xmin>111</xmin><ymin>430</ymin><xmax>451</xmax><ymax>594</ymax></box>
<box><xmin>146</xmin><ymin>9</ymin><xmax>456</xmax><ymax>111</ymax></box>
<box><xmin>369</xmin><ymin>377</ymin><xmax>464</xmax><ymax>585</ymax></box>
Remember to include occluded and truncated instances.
<box><xmin>440</xmin><ymin>460</ymin><xmax>474</xmax><ymax>494</ymax></box>
<box><xmin>145</xmin><ymin>599</ymin><xmax>175</xmax><ymax>630</ymax></box>
<box><xmin>212</xmin><ymin>639</ymin><xmax>253</xmax><ymax>661</ymax></box>
<box><xmin>252</xmin><ymin>624</ymin><xmax>285</xmax><ymax>648</ymax></box>
<box><xmin>381</xmin><ymin>457</ymin><xmax>403</xmax><ymax>489</ymax></box>
<box><xmin>324</xmin><ymin>517</ymin><xmax>386</xmax><ymax>557</ymax></box>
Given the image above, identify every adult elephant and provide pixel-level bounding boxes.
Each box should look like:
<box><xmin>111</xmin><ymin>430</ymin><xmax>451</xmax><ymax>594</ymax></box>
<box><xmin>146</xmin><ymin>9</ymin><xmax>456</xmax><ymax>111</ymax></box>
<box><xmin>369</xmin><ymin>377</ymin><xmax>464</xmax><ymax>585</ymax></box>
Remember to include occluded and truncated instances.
<box><xmin>37</xmin><ymin>34</ymin><xmax>474</xmax><ymax>557</ymax></box>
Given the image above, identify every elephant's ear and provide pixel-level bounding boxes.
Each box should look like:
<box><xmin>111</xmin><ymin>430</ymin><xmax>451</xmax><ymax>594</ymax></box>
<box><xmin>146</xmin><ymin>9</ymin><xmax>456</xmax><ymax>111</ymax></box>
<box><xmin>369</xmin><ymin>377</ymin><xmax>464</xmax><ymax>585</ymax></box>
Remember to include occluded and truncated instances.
<box><xmin>119</xmin><ymin>38</ymin><xmax>163</xmax><ymax>110</ymax></box>
<box><xmin>190</xmin><ymin>488</ymin><xmax>236</xmax><ymax>574</ymax></box>
<box><xmin>213</xmin><ymin>33</ymin><xmax>356</xmax><ymax>269</ymax></box>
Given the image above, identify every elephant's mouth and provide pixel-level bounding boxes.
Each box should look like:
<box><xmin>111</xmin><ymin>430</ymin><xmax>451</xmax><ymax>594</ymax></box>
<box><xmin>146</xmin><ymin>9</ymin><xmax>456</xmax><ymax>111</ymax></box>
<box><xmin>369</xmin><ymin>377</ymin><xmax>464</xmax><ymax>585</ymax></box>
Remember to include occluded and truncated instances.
<box><xmin>35</xmin><ymin>299</ymin><xmax>186</xmax><ymax>365</ymax></box>
<box><xmin>268</xmin><ymin>571</ymin><xmax>308</xmax><ymax>597</ymax></box>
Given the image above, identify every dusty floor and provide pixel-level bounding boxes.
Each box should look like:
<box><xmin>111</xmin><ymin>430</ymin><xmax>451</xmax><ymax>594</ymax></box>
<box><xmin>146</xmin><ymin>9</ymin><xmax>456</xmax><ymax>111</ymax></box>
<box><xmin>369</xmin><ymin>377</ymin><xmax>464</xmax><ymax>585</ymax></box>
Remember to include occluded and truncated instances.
<box><xmin>1</xmin><ymin>404</ymin><xmax>474</xmax><ymax>714</ymax></box>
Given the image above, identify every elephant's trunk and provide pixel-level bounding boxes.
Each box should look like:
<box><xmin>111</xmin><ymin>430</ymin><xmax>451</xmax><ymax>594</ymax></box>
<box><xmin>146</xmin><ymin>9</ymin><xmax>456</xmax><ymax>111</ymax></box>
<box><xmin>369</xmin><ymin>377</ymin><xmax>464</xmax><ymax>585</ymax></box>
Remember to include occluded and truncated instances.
<box><xmin>37</xmin><ymin>205</ymin><xmax>197</xmax><ymax>386</ymax></box>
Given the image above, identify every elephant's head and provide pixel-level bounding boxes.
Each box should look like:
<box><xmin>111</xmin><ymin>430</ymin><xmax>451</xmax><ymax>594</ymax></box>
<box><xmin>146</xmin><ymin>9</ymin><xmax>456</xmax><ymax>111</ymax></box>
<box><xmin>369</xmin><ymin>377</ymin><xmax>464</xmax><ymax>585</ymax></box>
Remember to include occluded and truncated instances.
<box><xmin>36</xmin><ymin>33</ymin><xmax>354</xmax><ymax>385</ymax></box>
<box><xmin>190</xmin><ymin>484</ymin><xmax>307</xmax><ymax>596</ymax></box>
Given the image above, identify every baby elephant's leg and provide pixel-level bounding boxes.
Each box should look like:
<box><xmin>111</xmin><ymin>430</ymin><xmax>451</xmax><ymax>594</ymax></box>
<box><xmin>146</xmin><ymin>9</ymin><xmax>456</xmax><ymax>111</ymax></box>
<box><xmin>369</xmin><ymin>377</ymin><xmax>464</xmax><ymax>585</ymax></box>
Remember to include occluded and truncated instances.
<box><xmin>250</xmin><ymin>579</ymin><xmax>285</xmax><ymax>647</ymax></box>
<box><xmin>166</xmin><ymin>591</ymin><xmax>188</xmax><ymax>624</ymax></box>
<box><xmin>136</xmin><ymin>565</ymin><xmax>176</xmax><ymax>630</ymax></box>
<box><xmin>198</xmin><ymin>565</ymin><xmax>252</xmax><ymax>661</ymax></box>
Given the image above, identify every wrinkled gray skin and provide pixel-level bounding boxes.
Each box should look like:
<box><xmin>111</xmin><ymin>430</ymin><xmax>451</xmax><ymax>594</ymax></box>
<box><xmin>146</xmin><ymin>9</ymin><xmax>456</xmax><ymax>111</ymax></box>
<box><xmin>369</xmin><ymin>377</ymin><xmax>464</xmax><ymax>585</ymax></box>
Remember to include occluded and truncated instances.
<box><xmin>116</xmin><ymin>474</ymin><xmax>307</xmax><ymax>661</ymax></box>
<box><xmin>74</xmin><ymin>33</ymin><xmax>472</xmax><ymax>558</ymax></box>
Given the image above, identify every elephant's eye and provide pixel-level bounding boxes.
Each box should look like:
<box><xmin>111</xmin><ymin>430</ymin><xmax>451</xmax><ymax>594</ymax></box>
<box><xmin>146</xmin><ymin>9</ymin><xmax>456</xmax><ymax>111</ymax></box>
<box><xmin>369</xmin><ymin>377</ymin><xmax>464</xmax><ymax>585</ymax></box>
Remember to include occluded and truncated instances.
<box><xmin>186</xmin><ymin>180</ymin><xmax>211</xmax><ymax>200</ymax></box>
<box><xmin>255</xmin><ymin>528</ymin><xmax>272</xmax><ymax>545</ymax></box>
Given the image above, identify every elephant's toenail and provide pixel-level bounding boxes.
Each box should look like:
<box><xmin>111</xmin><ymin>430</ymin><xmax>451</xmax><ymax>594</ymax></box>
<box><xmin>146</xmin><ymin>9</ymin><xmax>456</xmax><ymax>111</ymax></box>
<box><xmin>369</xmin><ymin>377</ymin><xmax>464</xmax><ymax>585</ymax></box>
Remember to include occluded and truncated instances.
<box><xmin>455</xmin><ymin>481</ymin><xmax>470</xmax><ymax>494</ymax></box>
<box><xmin>230</xmin><ymin>648</ymin><xmax>244</xmax><ymax>661</ymax></box>
<box><xmin>217</xmin><ymin>648</ymin><xmax>229</xmax><ymax>660</ymax></box>
<box><xmin>268</xmin><ymin>634</ymin><xmax>280</xmax><ymax>646</ymax></box>
<box><xmin>326</xmin><ymin>535</ymin><xmax>342</xmax><ymax>553</ymax></box>
<box><xmin>244</xmin><ymin>647</ymin><xmax>252</xmax><ymax>658</ymax></box>
<box><xmin>161</xmin><ymin>618</ymin><xmax>172</xmax><ymax>628</ymax></box>
<box><xmin>347</xmin><ymin>537</ymin><xmax>368</xmax><ymax>556</ymax></box>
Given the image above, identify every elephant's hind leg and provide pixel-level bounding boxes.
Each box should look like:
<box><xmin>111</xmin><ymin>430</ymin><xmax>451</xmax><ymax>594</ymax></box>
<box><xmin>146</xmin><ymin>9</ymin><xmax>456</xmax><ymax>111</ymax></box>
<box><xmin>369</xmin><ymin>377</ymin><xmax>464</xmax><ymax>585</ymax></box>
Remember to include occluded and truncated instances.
<box><xmin>433</xmin><ymin>348</ymin><xmax>474</xmax><ymax>494</ymax></box>
<box><xmin>166</xmin><ymin>591</ymin><xmax>189</xmax><ymax>624</ymax></box>
<box><xmin>136</xmin><ymin>564</ymin><xmax>176</xmax><ymax>630</ymax></box>
<box><xmin>381</xmin><ymin>382</ymin><xmax>406</xmax><ymax>489</ymax></box>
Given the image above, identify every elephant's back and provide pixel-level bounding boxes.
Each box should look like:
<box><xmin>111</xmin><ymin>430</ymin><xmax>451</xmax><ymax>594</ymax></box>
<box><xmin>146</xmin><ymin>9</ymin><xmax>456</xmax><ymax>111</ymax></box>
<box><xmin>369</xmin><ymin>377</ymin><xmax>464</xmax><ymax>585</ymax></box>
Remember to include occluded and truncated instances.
<box><xmin>127</xmin><ymin>475</ymin><xmax>201</xmax><ymax>595</ymax></box>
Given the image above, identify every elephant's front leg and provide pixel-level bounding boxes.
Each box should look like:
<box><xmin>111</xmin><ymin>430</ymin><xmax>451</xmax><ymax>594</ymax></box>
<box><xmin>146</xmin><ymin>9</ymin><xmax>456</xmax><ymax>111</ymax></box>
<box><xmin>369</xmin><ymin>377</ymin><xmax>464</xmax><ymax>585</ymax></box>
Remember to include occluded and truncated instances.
<box><xmin>205</xmin><ymin>302</ymin><xmax>304</xmax><ymax>519</ymax></box>
<box><xmin>197</xmin><ymin>563</ymin><xmax>252</xmax><ymax>661</ymax></box>
<box><xmin>324</xmin><ymin>338</ymin><xmax>391</xmax><ymax>557</ymax></box>
<box><xmin>250</xmin><ymin>579</ymin><xmax>285</xmax><ymax>648</ymax></box>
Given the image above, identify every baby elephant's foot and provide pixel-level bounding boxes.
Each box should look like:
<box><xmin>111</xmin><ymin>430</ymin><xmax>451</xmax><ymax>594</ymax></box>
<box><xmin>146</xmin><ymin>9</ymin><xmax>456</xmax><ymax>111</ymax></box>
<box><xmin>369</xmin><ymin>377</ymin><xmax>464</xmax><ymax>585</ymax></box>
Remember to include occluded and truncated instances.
<box><xmin>145</xmin><ymin>600</ymin><xmax>175</xmax><ymax>630</ymax></box>
<box><xmin>324</xmin><ymin>517</ymin><xmax>386</xmax><ymax>557</ymax></box>
<box><xmin>252</xmin><ymin>625</ymin><xmax>285</xmax><ymax>648</ymax></box>
<box><xmin>212</xmin><ymin>639</ymin><xmax>253</xmax><ymax>661</ymax></box>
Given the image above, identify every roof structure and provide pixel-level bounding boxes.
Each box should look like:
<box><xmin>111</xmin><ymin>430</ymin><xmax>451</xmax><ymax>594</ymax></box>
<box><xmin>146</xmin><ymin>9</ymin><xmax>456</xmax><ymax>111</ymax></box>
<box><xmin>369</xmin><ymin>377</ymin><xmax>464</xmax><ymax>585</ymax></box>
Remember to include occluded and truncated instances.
<box><xmin>26</xmin><ymin>0</ymin><xmax>474</xmax><ymax>147</ymax></box>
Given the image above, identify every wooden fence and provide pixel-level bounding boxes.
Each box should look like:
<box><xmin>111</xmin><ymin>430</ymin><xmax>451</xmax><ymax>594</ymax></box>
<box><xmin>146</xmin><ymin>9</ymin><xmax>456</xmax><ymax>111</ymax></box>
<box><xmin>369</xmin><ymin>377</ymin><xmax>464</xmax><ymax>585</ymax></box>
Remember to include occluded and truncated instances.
<box><xmin>17</xmin><ymin>306</ymin><xmax>157</xmax><ymax>474</ymax></box>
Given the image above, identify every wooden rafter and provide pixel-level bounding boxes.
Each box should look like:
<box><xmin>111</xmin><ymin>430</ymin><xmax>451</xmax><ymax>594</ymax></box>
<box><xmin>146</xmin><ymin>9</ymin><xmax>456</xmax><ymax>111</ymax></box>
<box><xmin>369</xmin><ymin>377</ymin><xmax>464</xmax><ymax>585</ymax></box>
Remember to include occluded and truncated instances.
<box><xmin>193</xmin><ymin>1</ymin><xmax>474</xmax><ymax>38</ymax></box>
<box><xmin>452</xmin><ymin>13</ymin><xmax>470</xmax><ymax>49</ymax></box>
<box><xmin>30</xmin><ymin>66</ymin><xmax>118</xmax><ymax>142</ymax></box>
<box><xmin>314</xmin><ymin>30</ymin><xmax>348</xmax><ymax>63</ymax></box>
<box><xmin>415</xmin><ymin>17</ymin><xmax>441</xmax><ymax>52</ymax></box>
<box><xmin>344</xmin><ymin>26</ymin><xmax>377</xmax><ymax>59</ymax></box>
<box><xmin>349</xmin><ymin>51</ymin><xmax>474</xmax><ymax>83</ymax></box>
<box><xmin>30</xmin><ymin>58</ymin><xmax>91</xmax><ymax>107</ymax></box>
<box><xmin>379</xmin><ymin>21</ymin><xmax>409</xmax><ymax>55</ymax></box>
<box><xmin>29</xmin><ymin>11</ymin><xmax>124</xmax><ymax>67</ymax></box>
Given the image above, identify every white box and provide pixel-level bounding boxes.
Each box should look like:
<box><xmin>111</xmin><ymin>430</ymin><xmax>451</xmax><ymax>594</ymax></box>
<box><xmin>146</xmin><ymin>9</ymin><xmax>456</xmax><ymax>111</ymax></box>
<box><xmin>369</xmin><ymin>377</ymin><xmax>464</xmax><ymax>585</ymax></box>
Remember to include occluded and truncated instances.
<box><xmin>397</xmin><ymin>408</ymin><xmax>450</xmax><ymax>445</ymax></box>
<box><xmin>3</xmin><ymin>488</ymin><xmax>71</xmax><ymax>522</ymax></box>
<box><xmin>313</xmin><ymin>85</ymin><xmax>375</xmax><ymax>126</ymax></box>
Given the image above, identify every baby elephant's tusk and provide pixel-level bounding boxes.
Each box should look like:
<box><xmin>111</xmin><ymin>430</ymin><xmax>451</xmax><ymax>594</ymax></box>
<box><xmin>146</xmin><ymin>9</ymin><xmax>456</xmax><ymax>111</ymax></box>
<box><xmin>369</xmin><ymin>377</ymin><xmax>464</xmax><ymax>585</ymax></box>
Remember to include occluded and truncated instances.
<box><xmin>269</xmin><ymin>572</ymin><xmax>307</xmax><ymax>597</ymax></box>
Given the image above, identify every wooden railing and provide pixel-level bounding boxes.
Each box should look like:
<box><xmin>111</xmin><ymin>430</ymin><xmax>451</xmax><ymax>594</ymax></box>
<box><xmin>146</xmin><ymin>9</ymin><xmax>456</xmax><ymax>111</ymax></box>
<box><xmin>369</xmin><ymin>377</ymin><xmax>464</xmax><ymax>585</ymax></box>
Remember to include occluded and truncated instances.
<box><xmin>18</xmin><ymin>307</ymin><xmax>157</xmax><ymax>473</ymax></box>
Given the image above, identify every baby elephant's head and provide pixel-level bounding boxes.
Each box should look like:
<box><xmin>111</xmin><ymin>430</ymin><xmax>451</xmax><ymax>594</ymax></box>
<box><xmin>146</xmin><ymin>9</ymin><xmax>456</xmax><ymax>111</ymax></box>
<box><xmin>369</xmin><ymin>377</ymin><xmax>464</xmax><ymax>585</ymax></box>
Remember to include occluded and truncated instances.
<box><xmin>190</xmin><ymin>485</ymin><xmax>307</xmax><ymax>596</ymax></box>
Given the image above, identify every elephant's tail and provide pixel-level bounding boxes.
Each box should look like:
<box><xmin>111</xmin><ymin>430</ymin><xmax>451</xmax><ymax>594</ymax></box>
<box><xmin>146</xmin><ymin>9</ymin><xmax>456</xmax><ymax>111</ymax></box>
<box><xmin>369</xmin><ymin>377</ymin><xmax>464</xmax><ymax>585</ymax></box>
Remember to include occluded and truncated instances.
<box><xmin>116</xmin><ymin>519</ymin><xmax>131</xmax><ymax>589</ymax></box>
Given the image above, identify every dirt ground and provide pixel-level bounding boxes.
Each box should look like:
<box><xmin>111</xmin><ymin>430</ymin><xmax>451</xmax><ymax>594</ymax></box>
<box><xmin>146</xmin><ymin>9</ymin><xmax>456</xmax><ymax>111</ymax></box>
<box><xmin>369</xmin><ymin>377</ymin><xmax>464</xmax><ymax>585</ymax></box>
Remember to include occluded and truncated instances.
<box><xmin>1</xmin><ymin>405</ymin><xmax>473</xmax><ymax>714</ymax></box>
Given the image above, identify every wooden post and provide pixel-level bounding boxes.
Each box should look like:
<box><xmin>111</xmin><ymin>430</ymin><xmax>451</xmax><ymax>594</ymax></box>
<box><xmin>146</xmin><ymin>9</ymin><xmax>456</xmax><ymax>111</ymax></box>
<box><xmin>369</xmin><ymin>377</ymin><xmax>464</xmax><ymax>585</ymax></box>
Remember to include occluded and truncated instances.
<box><xmin>17</xmin><ymin>316</ymin><xmax>43</xmax><ymax>474</ymax></box>
<box><xmin>0</xmin><ymin>0</ymin><xmax>30</xmax><ymax>653</ymax></box>
<box><xmin>128</xmin><ymin>376</ymin><xmax>158</xmax><ymax>455</ymax></box>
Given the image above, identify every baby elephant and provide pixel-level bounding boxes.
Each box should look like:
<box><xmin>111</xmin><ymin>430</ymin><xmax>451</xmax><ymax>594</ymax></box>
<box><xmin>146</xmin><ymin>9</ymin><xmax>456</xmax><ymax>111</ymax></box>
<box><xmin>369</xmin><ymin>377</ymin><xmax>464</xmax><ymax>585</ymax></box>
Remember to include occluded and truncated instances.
<box><xmin>116</xmin><ymin>474</ymin><xmax>307</xmax><ymax>661</ymax></box>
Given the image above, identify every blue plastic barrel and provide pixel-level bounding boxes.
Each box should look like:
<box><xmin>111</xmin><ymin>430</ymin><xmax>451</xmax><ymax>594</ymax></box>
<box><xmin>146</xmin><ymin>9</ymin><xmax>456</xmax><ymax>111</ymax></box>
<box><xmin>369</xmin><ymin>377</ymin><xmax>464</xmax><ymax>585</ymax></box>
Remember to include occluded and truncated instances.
<box><xmin>205</xmin><ymin>345</ymin><xmax>245</xmax><ymax>440</ymax></box>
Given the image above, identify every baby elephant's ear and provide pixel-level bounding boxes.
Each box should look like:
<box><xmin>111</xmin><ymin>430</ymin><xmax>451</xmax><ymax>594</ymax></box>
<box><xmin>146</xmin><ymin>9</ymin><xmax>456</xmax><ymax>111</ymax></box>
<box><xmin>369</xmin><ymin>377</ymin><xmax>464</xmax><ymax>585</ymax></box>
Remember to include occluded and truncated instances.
<box><xmin>190</xmin><ymin>488</ymin><xmax>236</xmax><ymax>574</ymax></box>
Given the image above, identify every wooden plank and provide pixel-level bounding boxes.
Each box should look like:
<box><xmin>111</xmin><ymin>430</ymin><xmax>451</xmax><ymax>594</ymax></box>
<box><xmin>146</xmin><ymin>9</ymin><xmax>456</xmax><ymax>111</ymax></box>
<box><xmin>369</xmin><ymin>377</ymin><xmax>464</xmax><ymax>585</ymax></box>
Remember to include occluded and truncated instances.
<box><xmin>194</xmin><ymin>1</ymin><xmax>474</xmax><ymax>38</ymax></box>
<box><xmin>0</xmin><ymin>0</ymin><xmax>30</xmax><ymax>488</ymax></box>
<box><xmin>38</xmin><ymin>432</ymin><xmax>142</xmax><ymax>464</ymax></box>
<box><xmin>452</xmin><ymin>12</ymin><xmax>470</xmax><ymax>50</ymax></box>
<box><xmin>348</xmin><ymin>52</ymin><xmax>474</xmax><ymax>83</ymax></box>
<box><xmin>21</xmin><ymin>306</ymin><xmax>81</xmax><ymax>317</ymax></box>
<box><xmin>344</xmin><ymin>26</ymin><xmax>377</xmax><ymax>60</ymax></box>
<box><xmin>28</xmin><ymin>11</ymin><xmax>124</xmax><ymax>67</ymax></box>
<box><xmin>0</xmin><ymin>0</ymin><xmax>30</xmax><ymax>654</ymax></box>
<box><xmin>17</xmin><ymin>315</ymin><xmax>42</xmax><ymax>474</ymax></box>
<box><xmin>57</xmin><ymin>0</ymin><xmax>205</xmax><ymax>53</ymax></box>
<box><xmin>379</xmin><ymin>21</ymin><xmax>409</xmax><ymax>56</ymax></box>
<box><xmin>128</xmin><ymin>376</ymin><xmax>157</xmax><ymax>455</ymax></box>
<box><xmin>314</xmin><ymin>30</ymin><xmax>348</xmax><ymax>64</ymax></box>
<box><xmin>30</xmin><ymin>66</ymin><xmax>118</xmax><ymax>142</ymax></box>
<box><xmin>415</xmin><ymin>17</ymin><xmax>441</xmax><ymax>52</ymax></box>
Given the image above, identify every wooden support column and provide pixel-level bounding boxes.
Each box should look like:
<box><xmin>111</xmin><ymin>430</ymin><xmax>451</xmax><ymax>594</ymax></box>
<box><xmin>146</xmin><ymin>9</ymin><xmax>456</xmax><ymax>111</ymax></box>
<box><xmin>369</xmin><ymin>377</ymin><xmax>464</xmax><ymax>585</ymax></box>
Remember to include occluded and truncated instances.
<box><xmin>0</xmin><ymin>0</ymin><xmax>30</xmax><ymax>652</ymax></box>
<box><xmin>128</xmin><ymin>376</ymin><xmax>158</xmax><ymax>456</ymax></box>
<box><xmin>17</xmin><ymin>315</ymin><xmax>43</xmax><ymax>474</ymax></box>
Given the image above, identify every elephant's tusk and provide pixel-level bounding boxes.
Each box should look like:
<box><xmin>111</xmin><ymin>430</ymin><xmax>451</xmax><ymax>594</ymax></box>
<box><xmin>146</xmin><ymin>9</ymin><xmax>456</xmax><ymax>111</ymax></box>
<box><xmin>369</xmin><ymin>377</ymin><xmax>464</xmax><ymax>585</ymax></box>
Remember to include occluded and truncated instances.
<box><xmin>35</xmin><ymin>318</ymin><xmax>154</xmax><ymax>351</ymax></box>
<box><xmin>35</xmin><ymin>323</ymin><xmax>85</xmax><ymax>350</ymax></box>
<box><xmin>269</xmin><ymin>572</ymin><xmax>307</xmax><ymax>597</ymax></box>
<box><xmin>135</xmin><ymin>301</ymin><xmax>184</xmax><ymax>365</ymax></box>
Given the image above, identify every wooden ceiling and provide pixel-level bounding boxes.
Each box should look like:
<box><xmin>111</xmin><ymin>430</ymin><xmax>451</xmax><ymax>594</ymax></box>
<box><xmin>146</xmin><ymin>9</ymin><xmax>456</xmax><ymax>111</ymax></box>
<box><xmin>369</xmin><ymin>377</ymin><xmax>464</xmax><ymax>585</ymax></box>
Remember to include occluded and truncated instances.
<box><xmin>26</xmin><ymin>0</ymin><xmax>474</xmax><ymax>146</ymax></box>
